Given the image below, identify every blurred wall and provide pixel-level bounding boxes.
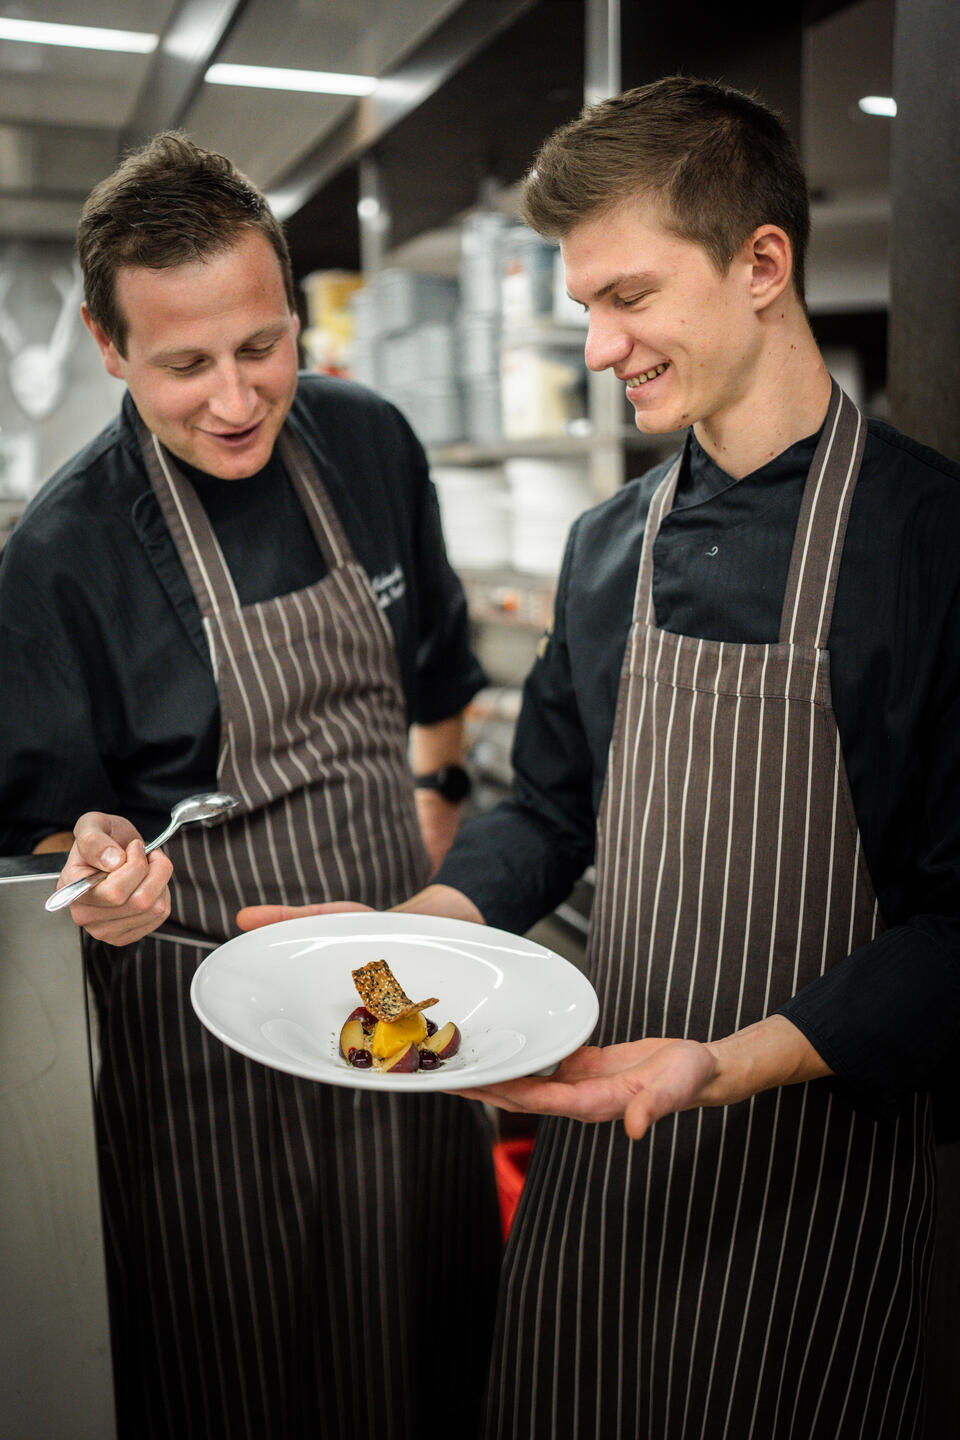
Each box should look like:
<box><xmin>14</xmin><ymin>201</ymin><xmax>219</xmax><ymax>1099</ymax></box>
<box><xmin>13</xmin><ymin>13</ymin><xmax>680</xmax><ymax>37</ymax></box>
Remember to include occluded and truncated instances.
<box><xmin>0</xmin><ymin>238</ymin><xmax>124</xmax><ymax>502</ymax></box>
<box><xmin>888</xmin><ymin>0</ymin><xmax>960</xmax><ymax>461</ymax></box>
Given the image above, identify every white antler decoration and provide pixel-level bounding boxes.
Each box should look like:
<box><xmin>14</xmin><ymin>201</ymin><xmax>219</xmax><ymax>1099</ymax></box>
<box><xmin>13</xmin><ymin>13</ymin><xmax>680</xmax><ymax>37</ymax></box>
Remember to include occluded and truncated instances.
<box><xmin>0</xmin><ymin>262</ymin><xmax>84</xmax><ymax>421</ymax></box>
<box><xmin>0</xmin><ymin>271</ymin><xmax>26</xmax><ymax>357</ymax></box>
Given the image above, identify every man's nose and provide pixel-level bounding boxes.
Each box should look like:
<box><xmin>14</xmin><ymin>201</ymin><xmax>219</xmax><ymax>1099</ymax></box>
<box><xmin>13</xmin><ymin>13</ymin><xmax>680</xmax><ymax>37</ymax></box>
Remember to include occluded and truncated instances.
<box><xmin>206</xmin><ymin>363</ymin><xmax>257</xmax><ymax>424</ymax></box>
<box><xmin>583</xmin><ymin>312</ymin><xmax>633</xmax><ymax>373</ymax></box>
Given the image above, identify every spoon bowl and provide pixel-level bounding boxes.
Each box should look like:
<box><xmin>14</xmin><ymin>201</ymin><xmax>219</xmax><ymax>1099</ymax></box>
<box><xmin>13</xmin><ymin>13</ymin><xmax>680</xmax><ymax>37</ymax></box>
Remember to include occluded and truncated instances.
<box><xmin>164</xmin><ymin>792</ymin><xmax>241</xmax><ymax>831</ymax></box>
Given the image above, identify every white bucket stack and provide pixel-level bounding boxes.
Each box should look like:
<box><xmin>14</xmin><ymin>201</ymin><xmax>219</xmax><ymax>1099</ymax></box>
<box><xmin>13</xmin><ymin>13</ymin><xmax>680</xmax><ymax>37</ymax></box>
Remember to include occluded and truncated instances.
<box><xmin>432</xmin><ymin>465</ymin><xmax>512</xmax><ymax>571</ymax></box>
<box><xmin>434</xmin><ymin>458</ymin><xmax>592</xmax><ymax>576</ymax></box>
<box><xmin>504</xmin><ymin>457</ymin><xmax>592</xmax><ymax>575</ymax></box>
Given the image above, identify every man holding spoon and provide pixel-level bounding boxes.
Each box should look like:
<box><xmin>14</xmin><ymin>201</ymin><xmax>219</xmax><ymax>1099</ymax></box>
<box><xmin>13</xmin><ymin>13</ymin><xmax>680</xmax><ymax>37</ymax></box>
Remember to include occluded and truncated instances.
<box><xmin>0</xmin><ymin>134</ymin><xmax>500</xmax><ymax>1440</ymax></box>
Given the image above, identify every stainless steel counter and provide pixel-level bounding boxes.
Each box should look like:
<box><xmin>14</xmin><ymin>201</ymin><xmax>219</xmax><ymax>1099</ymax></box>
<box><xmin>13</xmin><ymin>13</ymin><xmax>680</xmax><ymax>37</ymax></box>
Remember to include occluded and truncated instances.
<box><xmin>0</xmin><ymin>858</ymin><xmax>115</xmax><ymax>1440</ymax></box>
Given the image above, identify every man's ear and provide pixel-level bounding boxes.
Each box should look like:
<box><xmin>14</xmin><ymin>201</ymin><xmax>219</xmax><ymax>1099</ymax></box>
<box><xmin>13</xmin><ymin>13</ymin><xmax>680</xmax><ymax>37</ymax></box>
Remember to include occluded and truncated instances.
<box><xmin>744</xmin><ymin>226</ymin><xmax>794</xmax><ymax>311</ymax></box>
<box><xmin>81</xmin><ymin>303</ymin><xmax>125</xmax><ymax>379</ymax></box>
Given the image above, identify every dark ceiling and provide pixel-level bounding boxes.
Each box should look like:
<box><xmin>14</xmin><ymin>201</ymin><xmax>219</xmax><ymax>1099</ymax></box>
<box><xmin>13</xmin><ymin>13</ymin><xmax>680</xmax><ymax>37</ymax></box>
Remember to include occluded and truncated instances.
<box><xmin>0</xmin><ymin>0</ymin><xmax>894</xmax><ymax>299</ymax></box>
<box><xmin>285</xmin><ymin>0</ymin><xmax>888</xmax><ymax>280</ymax></box>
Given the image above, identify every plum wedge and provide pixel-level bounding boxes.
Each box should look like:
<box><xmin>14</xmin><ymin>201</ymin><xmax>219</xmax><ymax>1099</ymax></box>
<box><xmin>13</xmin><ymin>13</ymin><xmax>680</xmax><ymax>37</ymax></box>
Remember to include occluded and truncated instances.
<box><xmin>339</xmin><ymin>1018</ymin><xmax>366</xmax><ymax>1059</ymax></box>
<box><xmin>421</xmin><ymin>1021</ymin><xmax>461</xmax><ymax>1061</ymax></box>
<box><xmin>380</xmin><ymin>1042</ymin><xmax>420</xmax><ymax>1073</ymax></box>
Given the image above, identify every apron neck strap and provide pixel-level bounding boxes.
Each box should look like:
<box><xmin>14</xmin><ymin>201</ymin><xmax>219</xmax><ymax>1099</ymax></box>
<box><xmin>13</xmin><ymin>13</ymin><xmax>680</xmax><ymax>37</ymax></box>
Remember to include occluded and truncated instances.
<box><xmin>634</xmin><ymin>452</ymin><xmax>683</xmax><ymax>627</ymax></box>
<box><xmin>276</xmin><ymin>427</ymin><xmax>350</xmax><ymax>571</ymax></box>
<box><xmin>778</xmin><ymin>379</ymin><xmax>866</xmax><ymax>648</ymax></box>
<box><xmin>632</xmin><ymin>379</ymin><xmax>866</xmax><ymax>649</ymax></box>
<box><xmin>139</xmin><ymin>420</ymin><xmax>357</xmax><ymax>622</ymax></box>
<box><xmin>140</xmin><ymin>424</ymin><xmax>241</xmax><ymax>619</ymax></box>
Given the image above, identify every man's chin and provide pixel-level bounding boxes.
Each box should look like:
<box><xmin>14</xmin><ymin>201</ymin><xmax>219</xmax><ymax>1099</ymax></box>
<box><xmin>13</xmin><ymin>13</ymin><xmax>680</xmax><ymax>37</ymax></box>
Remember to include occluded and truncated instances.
<box><xmin>169</xmin><ymin>431</ymin><xmax>275</xmax><ymax>480</ymax></box>
<box><xmin>631</xmin><ymin>411</ymin><xmax>681</xmax><ymax>437</ymax></box>
<box><xmin>202</xmin><ymin>454</ymin><xmax>270</xmax><ymax>480</ymax></box>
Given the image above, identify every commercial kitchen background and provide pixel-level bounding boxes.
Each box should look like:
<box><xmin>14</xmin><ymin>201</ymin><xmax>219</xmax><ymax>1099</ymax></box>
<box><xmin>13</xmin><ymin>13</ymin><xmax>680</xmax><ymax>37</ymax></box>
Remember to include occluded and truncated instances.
<box><xmin>0</xmin><ymin>2</ymin><xmax>957</xmax><ymax>1436</ymax></box>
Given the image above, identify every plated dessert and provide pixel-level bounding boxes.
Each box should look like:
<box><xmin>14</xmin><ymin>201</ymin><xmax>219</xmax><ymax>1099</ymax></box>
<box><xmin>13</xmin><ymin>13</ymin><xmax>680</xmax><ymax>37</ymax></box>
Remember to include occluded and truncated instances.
<box><xmin>339</xmin><ymin>957</ymin><xmax>461</xmax><ymax>1073</ymax></box>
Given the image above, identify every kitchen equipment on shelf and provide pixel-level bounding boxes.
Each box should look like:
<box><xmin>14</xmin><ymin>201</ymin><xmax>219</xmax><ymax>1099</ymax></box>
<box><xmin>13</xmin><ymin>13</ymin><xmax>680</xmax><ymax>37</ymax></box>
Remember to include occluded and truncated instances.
<box><xmin>500</xmin><ymin>226</ymin><xmax>557</xmax><ymax>326</ymax></box>
<box><xmin>500</xmin><ymin>341</ymin><xmax>588</xmax><ymax>440</ymax></box>
<box><xmin>433</xmin><ymin>464</ymin><xmax>511</xmax><ymax>570</ymax></box>
<box><xmin>503</xmin><ymin>456</ymin><xmax>592</xmax><ymax>575</ymax></box>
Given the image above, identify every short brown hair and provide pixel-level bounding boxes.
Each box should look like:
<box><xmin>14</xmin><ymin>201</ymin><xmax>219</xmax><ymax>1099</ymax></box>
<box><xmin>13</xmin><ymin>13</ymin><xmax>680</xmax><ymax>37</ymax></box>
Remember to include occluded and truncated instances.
<box><xmin>77</xmin><ymin>131</ymin><xmax>295</xmax><ymax>354</ymax></box>
<box><xmin>522</xmin><ymin>75</ymin><xmax>810</xmax><ymax>302</ymax></box>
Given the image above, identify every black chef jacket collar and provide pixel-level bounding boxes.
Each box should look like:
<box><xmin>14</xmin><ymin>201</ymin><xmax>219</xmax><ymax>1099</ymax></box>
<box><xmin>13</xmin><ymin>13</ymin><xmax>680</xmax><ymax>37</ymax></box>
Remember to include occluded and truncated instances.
<box><xmin>673</xmin><ymin>420</ymin><xmax>827</xmax><ymax>512</ymax></box>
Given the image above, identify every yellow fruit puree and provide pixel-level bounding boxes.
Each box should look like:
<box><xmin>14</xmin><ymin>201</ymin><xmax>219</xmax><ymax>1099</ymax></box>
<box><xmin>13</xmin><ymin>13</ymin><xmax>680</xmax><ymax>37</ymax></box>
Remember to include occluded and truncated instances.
<box><xmin>370</xmin><ymin>1012</ymin><xmax>428</xmax><ymax>1059</ymax></box>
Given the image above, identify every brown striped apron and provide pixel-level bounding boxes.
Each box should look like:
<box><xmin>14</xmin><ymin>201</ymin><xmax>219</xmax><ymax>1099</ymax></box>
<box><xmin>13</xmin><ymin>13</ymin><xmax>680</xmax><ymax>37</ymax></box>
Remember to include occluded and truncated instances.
<box><xmin>84</xmin><ymin>422</ymin><xmax>501</xmax><ymax>1440</ymax></box>
<box><xmin>484</xmin><ymin>383</ymin><xmax>936</xmax><ymax>1439</ymax></box>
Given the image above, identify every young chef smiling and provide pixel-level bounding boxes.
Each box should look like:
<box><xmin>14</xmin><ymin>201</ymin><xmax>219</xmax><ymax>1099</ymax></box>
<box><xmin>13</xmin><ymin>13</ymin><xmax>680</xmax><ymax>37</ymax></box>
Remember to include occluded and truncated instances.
<box><xmin>235</xmin><ymin>75</ymin><xmax>960</xmax><ymax>1437</ymax></box>
<box><xmin>0</xmin><ymin>134</ymin><xmax>501</xmax><ymax>1439</ymax></box>
<box><xmin>565</xmin><ymin>197</ymin><xmax>826</xmax><ymax>474</ymax></box>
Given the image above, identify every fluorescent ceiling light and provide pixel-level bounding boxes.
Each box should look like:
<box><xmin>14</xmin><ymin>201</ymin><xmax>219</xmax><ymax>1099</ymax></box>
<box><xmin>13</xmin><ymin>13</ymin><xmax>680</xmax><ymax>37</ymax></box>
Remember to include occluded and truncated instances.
<box><xmin>206</xmin><ymin>62</ymin><xmax>377</xmax><ymax>95</ymax></box>
<box><xmin>0</xmin><ymin>18</ymin><xmax>157</xmax><ymax>53</ymax></box>
<box><xmin>858</xmin><ymin>95</ymin><xmax>897</xmax><ymax>117</ymax></box>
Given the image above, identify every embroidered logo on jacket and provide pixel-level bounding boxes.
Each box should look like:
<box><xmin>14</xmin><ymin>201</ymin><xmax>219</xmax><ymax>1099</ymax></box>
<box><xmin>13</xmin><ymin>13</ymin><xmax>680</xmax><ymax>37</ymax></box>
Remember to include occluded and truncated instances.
<box><xmin>370</xmin><ymin>565</ymin><xmax>407</xmax><ymax>610</ymax></box>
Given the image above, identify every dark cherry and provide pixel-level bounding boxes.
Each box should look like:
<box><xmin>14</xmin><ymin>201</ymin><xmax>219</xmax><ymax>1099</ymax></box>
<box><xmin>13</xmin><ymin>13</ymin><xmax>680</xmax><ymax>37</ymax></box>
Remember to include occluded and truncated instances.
<box><xmin>348</xmin><ymin>1048</ymin><xmax>373</xmax><ymax>1069</ymax></box>
<box><xmin>418</xmin><ymin>1048</ymin><xmax>440</xmax><ymax>1070</ymax></box>
<box><xmin>424</xmin><ymin>1018</ymin><xmax>438</xmax><ymax>1037</ymax></box>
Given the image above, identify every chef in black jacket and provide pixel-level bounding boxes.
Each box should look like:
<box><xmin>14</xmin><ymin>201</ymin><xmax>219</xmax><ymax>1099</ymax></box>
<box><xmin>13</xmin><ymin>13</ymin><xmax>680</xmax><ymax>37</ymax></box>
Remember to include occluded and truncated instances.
<box><xmin>0</xmin><ymin>133</ymin><xmax>501</xmax><ymax>1440</ymax></box>
<box><xmin>243</xmin><ymin>78</ymin><xmax>960</xmax><ymax>1439</ymax></box>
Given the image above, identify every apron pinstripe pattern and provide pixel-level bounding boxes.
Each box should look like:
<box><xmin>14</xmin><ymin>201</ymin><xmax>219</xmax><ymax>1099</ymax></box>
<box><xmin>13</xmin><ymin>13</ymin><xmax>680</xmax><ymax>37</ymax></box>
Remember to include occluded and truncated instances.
<box><xmin>483</xmin><ymin>383</ymin><xmax>935</xmax><ymax>1439</ymax></box>
<box><xmin>85</xmin><ymin>425</ymin><xmax>501</xmax><ymax>1440</ymax></box>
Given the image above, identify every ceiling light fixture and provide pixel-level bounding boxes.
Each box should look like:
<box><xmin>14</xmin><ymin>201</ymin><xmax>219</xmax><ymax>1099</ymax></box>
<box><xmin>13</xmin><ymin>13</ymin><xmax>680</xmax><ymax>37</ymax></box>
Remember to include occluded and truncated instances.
<box><xmin>206</xmin><ymin>63</ymin><xmax>377</xmax><ymax>95</ymax></box>
<box><xmin>858</xmin><ymin>95</ymin><xmax>897</xmax><ymax>117</ymax></box>
<box><xmin>0</xmin><ymin>18</ymin><xmax>157</xmax><ymax>53</ymax></box>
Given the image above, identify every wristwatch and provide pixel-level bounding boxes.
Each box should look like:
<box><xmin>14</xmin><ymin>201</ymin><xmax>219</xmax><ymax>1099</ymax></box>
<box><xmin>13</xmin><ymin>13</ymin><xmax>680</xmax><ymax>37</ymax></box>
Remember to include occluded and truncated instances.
<box><xmin>413</xmin><ymin>764</ymin><xmax>472</xmax><ymax>803</ymax></box>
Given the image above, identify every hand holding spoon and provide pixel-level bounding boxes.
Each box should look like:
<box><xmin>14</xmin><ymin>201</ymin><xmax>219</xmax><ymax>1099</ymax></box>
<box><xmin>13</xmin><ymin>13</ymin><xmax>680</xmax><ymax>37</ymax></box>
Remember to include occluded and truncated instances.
<box><xmin>45</xmin><ymin>791</ymin><xmax>240</xmax><ymax>913</ymax></box>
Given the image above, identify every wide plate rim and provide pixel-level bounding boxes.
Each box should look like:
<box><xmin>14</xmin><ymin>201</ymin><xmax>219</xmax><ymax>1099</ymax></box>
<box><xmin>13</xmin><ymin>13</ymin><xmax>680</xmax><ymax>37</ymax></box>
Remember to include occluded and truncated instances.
<box><xmin>189</xmin><ymin>911</ymin><xmax>599</xmax><ymax>1092</ymax></box>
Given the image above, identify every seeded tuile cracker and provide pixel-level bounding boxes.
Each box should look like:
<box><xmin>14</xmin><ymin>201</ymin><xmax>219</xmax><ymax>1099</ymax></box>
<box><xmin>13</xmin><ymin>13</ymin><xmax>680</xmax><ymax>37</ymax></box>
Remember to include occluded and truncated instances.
<box><xmin>352</xmin><ymin>958</ymin><xmax>438</xmax><ymax>1022</ymax></box>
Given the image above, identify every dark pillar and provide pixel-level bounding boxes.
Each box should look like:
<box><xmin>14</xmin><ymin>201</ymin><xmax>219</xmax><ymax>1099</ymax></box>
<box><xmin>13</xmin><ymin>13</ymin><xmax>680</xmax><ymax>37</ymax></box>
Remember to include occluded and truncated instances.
<box><xmin>888</xmin><ymin>0</ymin><xmax>960</xmax><ymax>460</ymax></box>
<box><xmin>890</xmin><ymin>7</ymin><xmax>960</xmax><ymax>1415</ymax></box>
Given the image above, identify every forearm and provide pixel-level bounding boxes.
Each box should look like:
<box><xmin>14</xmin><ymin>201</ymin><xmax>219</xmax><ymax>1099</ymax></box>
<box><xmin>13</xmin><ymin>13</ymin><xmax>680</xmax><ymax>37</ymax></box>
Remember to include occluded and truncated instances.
<box><xmin>701</xmin><ymin>1014</ymin><xmax>832</xmax><ymax>1107</ymax></box>
<box><xmin>455</xmin><ymin>1012</ymin><xmax>834</xmax><ymax>1137</ymax></box>
<box><xmin>409</xmin><ymin>714</ymin><xmax>468</xmax><ymax>873</ymax></box>
<box><xmin>33</xmin><ymin>831</ymin><xmax>75</xmax><ymax>854</ymax></box>
<box><xmin>777</xmin><ymin>919</ymin><xmax>960</xmax><ymax>1116</ymax></box>
<box><xmin>410</xmin><ymin>713</ymin><xmax>465</xmax><ymax>773</ymax></box>
<box><xmin>393</xmin><ymin>883</ymin><xmax>485</xmax><ymax>924</ymax></box>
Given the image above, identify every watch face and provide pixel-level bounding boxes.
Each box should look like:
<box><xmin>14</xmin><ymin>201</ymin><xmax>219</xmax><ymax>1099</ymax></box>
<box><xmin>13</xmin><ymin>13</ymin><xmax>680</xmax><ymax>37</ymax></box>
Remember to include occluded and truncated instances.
<box><xmin>438</xmin><ymin>765</ymin><xmax>471</xmax><ymax>802</ymax></box>
<box><xmin>418</xmin><ymin>765</ymin><xmax>471</xmax><ymax>802</ymax></box>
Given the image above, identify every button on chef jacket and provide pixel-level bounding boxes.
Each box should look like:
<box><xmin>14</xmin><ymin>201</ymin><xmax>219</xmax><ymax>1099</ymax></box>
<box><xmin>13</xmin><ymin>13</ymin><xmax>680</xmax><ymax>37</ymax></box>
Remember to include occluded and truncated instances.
<box><xmin>0</xmin><ymin>377</ymin><xmax>484</xmax><ymax>851</ymax></box>
<box><xmin>436</xmin><ymin>417</ymin><xmax>960</xmax><ymax>1123</ymax></box>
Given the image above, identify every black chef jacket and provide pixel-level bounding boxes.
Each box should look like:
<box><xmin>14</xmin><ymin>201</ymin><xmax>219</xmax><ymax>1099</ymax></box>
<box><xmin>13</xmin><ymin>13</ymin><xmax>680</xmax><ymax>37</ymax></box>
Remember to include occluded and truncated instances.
<box><xmin>0</xmin><ymin>374</ymin><xmax>485</xmax><ymax>852</ymax></box>
<box><xmin>437</xmin><ymin>416</ymin><xmax>960</xmax><ymax>1119</ymax></box>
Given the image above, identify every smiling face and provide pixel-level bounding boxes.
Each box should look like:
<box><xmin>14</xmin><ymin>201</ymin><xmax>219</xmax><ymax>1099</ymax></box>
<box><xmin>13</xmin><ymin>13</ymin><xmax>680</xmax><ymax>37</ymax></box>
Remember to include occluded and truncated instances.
<box><xmin>84</xmin><ymin>228</ymin><xmax>300</xmax><ymax>479</ymax></box>
<box><xmin>562</xmin><ymin>198</ymin><xmax>769</xmax><ymax>439</ymax></box>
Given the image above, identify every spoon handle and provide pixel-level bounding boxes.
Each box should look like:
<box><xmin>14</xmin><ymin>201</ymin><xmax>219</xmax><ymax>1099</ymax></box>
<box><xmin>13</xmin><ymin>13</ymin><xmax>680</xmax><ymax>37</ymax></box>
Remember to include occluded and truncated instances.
<box><xmin>44</xmin><ymin>820</ymin><xmax>180</xmax><ymax>913</ymax></box>
<box><xmin>45</xmin><ymin>871</ymin><xmax>108</xmax><ymax>912</ymax></box>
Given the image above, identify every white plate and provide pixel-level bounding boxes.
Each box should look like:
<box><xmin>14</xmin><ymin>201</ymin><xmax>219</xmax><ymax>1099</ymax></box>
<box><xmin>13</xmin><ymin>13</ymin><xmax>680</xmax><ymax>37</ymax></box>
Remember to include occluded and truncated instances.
<box><xmin>190</xmin><ymin>912</ymin><xmax>599</xmax><ymax>1092</ymax></box>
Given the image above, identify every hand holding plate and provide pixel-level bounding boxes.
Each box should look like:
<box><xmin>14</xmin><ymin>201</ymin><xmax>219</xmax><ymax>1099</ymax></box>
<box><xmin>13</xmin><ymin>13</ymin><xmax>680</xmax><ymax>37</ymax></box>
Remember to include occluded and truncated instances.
<box><xmin>449</xmin><ymin>1036</ymin><xmax>718</xmax><ymax>1140</ymax></box>
<box><xmin>236</xmin><ymin>900</ymin><xmax>374</xmax><ymax>930</ymax></box>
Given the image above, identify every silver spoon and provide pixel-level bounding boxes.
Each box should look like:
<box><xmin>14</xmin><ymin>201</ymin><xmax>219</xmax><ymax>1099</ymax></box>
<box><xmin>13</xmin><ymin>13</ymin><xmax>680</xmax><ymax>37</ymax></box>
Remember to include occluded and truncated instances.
<box><xmin>44</xmin><ymin>791</ymin><xmax>241</xmax><ymax>913</ymax></box>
